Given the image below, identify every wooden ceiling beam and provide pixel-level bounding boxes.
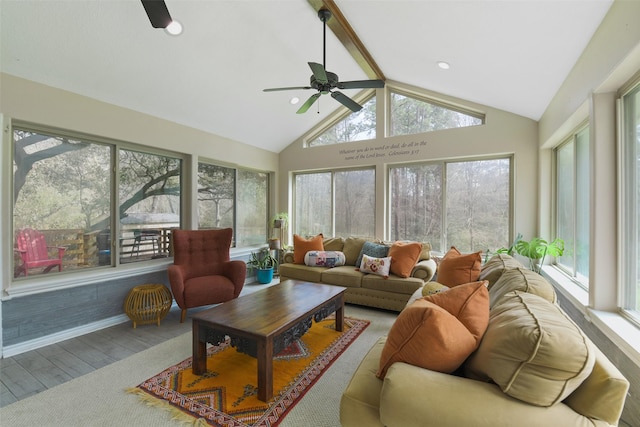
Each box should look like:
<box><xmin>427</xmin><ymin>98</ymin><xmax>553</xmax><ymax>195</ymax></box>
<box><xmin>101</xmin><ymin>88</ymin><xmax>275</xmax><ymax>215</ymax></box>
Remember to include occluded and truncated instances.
<box><xmin>307</xmin><ymin>0</ymin><xmax>385</xmax><ymax>81</ymax></box>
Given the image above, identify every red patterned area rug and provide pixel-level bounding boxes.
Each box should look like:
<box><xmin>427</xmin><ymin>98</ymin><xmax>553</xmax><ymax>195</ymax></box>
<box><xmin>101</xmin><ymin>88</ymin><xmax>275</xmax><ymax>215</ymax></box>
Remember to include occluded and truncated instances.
<box><xmin>128</xmin><ymin>316</ymin><xmax>369</xmax><ymax>427</ymax></box>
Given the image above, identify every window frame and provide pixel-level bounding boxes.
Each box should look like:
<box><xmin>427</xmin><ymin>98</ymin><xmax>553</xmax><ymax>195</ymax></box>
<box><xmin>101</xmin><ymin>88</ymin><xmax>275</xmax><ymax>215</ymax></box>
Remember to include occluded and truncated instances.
<box><xmin>292</xmin><ymin>167</ymin><xmax>376</xmax><ymax>238</ymax></box>
<box><xmin>387</xmin><ymin>155</ymin><xmax>513</xmax><ymax>254</ymax></box>
<box><xmin>6</xmin><ymin>119</ymin><xmax>187</xmax><ymax>294</ymax></box>
<box><xmin>387</xmin><ymin>87</ymin><xmax>485</xmax><ymax>138</ymax></box>
<box><xmin>620</xmin><ymin>81</ymin><xmax>640</xmax><ymax>325</ymax></box>
<box><xmin>553</xmin><ymin>123</ymin><xmax>590</xmax><ymax>289</ymax></box>
<box><xmin>303</xmin><ymin>91</ymin><xmax>377</xmax><ymax>148</ymax></box>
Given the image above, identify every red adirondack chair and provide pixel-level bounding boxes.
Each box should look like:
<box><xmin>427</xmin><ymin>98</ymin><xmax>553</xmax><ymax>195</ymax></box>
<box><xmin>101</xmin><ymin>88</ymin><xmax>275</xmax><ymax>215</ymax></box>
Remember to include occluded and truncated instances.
<box><xmin>14</xmin><ymin>228</ymin><xmax>66</xmax><ymax>277</ymax></box>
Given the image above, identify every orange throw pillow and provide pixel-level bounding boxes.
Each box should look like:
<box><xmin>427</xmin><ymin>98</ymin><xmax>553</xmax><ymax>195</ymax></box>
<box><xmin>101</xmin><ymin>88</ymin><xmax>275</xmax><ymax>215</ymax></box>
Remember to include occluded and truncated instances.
<box><xmin>377</xmin><ymin>281</ymin><xmax>489</xmax><ymax>379</ymax></box>
<box><xmin>293</xmin><ymin>234</ymin><xmax>324</xmax><ymax>264</ymax></box>
<box><xmin>436</xmin><ymin>246</ymin><xmax>482</xmax><ymax>287</ymax></box>
<box><xmin>388</xmin><ymin>241</ymin><xmax>422</xmax><ymax>278</ymax></box>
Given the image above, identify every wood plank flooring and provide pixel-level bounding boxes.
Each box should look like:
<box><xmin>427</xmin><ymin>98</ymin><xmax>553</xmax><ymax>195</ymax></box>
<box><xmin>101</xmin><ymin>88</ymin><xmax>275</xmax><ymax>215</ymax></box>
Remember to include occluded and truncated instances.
<box><xmin>0</xmin><ymin>282</ymin><xmax>273</xmax><ymax>408</ymax></box>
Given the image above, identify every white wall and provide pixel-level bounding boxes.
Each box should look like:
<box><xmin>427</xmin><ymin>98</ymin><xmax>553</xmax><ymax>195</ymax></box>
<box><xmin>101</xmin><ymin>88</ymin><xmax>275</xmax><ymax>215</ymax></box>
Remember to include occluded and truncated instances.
<box><xmin>0</xmin><ymin>73</ymin><xmax>278</xmax><ymax>172</ymax></box>
<box><xmin>279</xmin><ymin>83</ymin><xmax>539</xmax><ymax>244</ymax></box>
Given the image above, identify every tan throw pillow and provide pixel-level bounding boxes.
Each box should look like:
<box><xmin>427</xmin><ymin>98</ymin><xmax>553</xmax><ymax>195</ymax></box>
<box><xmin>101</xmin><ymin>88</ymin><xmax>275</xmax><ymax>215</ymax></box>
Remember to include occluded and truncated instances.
<box><xmin>322</xmin><ymin>237</ymin><xmax>344</xmax><ymax>252</ymax></box>
<box><xmin>419</xmin><ymin>242</ymin><xmax>432</xmax><ymax>260</ymax></box>
<box><xmin>342</xmin><ymin>237</ymin><xmax>367</xmax><ymax>266</ymax></box>
<box><xmin>436</xmin><ymin>246</ymin><xmax>482</xmax><ymax>287</ymax></box>
<box><xmin>377</xmin><ymin>281</ymin><xmax>489</xmax><ymax>379</ymax></box>
<box><xmin>478</xmin><ymin>253</ymin><xmax>524</xmax><ymax>288</ymax></box>
<box><xmin>489</xmin><ymin>267</ymin><xmax>557</xmax><ymax>308</ymax></box>
<box><xmin>388</xmin><ymin>241</ymin><xmax>422</xmax><ymax>278</ymax></box>
<box><xmin>293</xmin><ymin>234</ymin><xmax>324</xmax><ymax>264</ymax></box>
<box><xmin>464</xmin><ymin>292</ymin><xmax>595</xmax><ymax>407</ymax></box>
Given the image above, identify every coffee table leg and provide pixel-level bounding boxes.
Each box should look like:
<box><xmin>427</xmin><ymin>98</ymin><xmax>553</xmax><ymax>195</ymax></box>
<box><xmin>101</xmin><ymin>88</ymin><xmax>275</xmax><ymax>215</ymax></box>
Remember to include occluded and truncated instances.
<box><xmin>192</xmin><ymin>321</ymin><xmax>207</xmax><ymax>375</ymax></box>
<box><xmin>257</xmin><ymin>337</ymin><xmax>274</xmax><ymax>402</ymax></box>
<box><xmin>335</xmin><ymin>295</ymin><xmax>344</xmax><ymax>332</ymax></box>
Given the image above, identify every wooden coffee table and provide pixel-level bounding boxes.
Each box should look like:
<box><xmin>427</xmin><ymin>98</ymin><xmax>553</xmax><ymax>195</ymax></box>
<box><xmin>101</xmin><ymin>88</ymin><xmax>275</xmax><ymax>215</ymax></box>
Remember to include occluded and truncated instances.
<box><xmin>192</xmin><ymin>280</ymin><xmax>346</xmax><ymax>401</ymax></box>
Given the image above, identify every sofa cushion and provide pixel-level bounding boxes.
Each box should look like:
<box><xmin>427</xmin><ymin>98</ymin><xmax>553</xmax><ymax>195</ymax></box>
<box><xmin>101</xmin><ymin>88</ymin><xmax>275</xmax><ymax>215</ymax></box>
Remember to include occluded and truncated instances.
<box><xmin>478</xmin><ymin>253</ymin><xmax>524</xmax><ymax>288</ymax></box>
<box><xmin>360</xmin><ymin>254</ymin><xmax>392</xmax><ymax>277</ymax></box>
<box><xmin>343</xmin><ymin>237</ymin><xmax>368</xmax><ymax>266</ymax></box>
<box><xmin>293</xmin><ymin>234</ymin><xmax>324</xmax><ymax>264</ymax></box>
<box><xmin>436</xmin><ymin>246</ymin><xmax>482</xmax><ymax>287</ymax></box>
<box><xmin>356</xmin><ymin>242</ymin><xmax>390</xmax><ymax>269</ymax></box>
<box><xmin>377</xmin><ymin>281</ymin><xmax>489</xmax><ymax>379</ymax></box>
<box><xmin>362</xmin><ymin>274</ymin><xmax>425</xmax><ymax>295</ymax></box>
<box><xmin>304</xmin><ymin>250</ymin><xmax>346</xmax><ymax>268</ymax></box>
<box><xmin>321</xmin><ymin>266</ymin><xmax>365</xmax><ymax>288</ymax></box>
<box><xmin>488</xmin><ymin>267</ymin><xmax>556</xmax><ymax>308</ymax></box>
<box><xmin>278</xmin><ymin>263</ymin><xmax>325</xmax><ymax>282</ymax></box>
<box><xmin>323</xmin><ymin>237</ymin><xmax>345</xmax><ymax>252</ymax></box>
<box><xmin>464</xmin><ymin>292</ymin><xmax>595</xmax><ymax>407</ymax></box>
<box><xmin>388</xmin><ymin>241</ymin><xmax>423</xmax><ymax>278</ymax></box>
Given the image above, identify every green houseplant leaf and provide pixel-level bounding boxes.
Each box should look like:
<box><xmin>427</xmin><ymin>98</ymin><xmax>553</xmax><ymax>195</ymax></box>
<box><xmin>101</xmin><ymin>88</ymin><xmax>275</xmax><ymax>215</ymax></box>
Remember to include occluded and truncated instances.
<box><xmin>514</xmin><ymin>237</ymin><xmax>564</xmax><ymax>273</ymax></box>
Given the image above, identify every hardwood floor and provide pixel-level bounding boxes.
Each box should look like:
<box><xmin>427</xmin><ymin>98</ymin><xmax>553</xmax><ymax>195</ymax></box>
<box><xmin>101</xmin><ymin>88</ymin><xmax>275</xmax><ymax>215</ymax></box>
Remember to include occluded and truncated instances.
<box><xmin>0</xmin><ymin>281</ymin><xmax>274</xmax><ymax>408</ymax></box>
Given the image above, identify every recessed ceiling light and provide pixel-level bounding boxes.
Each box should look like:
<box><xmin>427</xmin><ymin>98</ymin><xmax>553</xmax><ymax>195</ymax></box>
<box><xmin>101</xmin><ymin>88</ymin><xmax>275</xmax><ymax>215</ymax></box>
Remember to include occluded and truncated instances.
<box><xmin>437</xmin><ymin>61</ymin><xmax>450</xmax><ymax>70</ymax></box>
<box><xmin>290</xmin><ymin>97</ymin><xmax>300</xmax><ymax>105</ymax></box>
<box><xmin>165</xmin><ymin>20</ymin><xmax>183</xmax><ymax>36</ymax></box>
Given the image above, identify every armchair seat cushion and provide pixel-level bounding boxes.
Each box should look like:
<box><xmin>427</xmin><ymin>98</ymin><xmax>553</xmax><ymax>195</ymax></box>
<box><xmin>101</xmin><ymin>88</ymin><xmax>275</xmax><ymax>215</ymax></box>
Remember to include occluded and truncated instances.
<box><xmin>183</xmin><ymin>275</ymin><xmax>237</xmax><ymax>305</ymax></box>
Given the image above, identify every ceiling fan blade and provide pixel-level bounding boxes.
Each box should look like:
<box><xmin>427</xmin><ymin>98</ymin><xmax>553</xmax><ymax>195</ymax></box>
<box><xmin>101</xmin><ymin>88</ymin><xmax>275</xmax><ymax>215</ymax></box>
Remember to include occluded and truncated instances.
<box><xmin>331</xmin><ymin>91</ymin><xmax>363</xmax><ymax>112</ymax></box>
<box><xmin>308</xmin><ymin>62</ymin><xmax>328</xmax><ymax>84</ymax></box>
<box><xmin>297</xmin><ymin>93</ymin><xmax>322</xmax><ymax>114</ymax></box>
<box><xmin>141</xmin><ymin>0</ymin><xmax>172</xmax><ymax>28</ymax></box>
<box><xmin>338</xmin><ymin>79</ymin><xmax>385</xmax><ymax>90</ymax></box>
<box><xmin>263</xmin><ymin>86</ymin><xmax>312</xmax><ymax>92</ymax></box>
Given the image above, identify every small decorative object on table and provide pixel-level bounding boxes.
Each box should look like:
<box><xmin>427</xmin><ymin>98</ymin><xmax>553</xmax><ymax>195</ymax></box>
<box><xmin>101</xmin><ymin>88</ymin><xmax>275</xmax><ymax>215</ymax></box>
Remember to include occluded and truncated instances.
<box><xmin>124</xmin><ymin>284</ymin><xmax>173</xmax><ymax>328</ymax></box>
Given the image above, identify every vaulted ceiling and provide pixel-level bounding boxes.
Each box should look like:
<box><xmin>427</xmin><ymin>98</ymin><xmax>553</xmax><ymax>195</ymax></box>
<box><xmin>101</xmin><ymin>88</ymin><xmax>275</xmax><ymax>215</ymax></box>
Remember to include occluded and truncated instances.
<box><xmin>1</xmin><ymin>0</ymin><xmax>613</xmax><ymax>153</ymax></box>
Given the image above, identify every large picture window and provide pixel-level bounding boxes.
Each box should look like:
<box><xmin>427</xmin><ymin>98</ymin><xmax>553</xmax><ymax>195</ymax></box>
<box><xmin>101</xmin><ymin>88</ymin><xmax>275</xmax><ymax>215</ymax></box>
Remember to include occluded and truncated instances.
<box><xmin>390</xmin><ymin>157</ymin><xmax>511</xmax><ymax>253</ymax></box>
<box><xmin>622</xmin><ymin>83</ymin><xmax>640</xmax><ymax>322</ymax></box>
<box><xmin>389</xmin><ymin>91</ymin><xmax>483</xmax><ymax>137</ymax></box>
<box><xmin>294</xmin><ymin>169</ymin><xmax>375</xmax><ymax>238</ymax></box>
<box><xmin>12</xmin><ymin>126</ymin><xmax>182</xmax><ymax>280</ymax></box>
<box><xmin>198</xmin><ymin>162</ymin><xmax>269</xmax><ymax>247</ymax></box>
<box><xmin>555</xmin><ymin>126</ymin><xmax>590</xmax><ymax>287</ymax></box>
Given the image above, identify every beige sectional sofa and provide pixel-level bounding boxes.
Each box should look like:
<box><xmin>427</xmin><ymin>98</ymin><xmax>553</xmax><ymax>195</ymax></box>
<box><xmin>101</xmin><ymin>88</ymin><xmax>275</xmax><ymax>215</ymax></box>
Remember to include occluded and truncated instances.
<box><xmin>278</xmin><ymin>236</ymin><xmax>437</xmax><ymax>312</ymax></box>
<box><xmin>340</xmin><ymin>254</ymin><xmax>630</xmax><ymax>427</ymax></box>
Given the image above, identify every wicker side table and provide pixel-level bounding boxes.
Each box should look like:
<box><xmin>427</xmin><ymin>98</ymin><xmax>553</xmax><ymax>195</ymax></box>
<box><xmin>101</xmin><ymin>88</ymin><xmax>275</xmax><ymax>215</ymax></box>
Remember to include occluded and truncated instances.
<box><xmin>124</xmin><ymin>284</ymin><xmax>173</xmax><ymax>328</ymax></box>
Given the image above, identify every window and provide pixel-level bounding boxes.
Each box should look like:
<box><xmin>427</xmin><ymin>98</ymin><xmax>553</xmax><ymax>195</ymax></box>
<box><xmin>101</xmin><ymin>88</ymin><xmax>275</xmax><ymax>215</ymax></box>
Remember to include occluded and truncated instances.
<box><xmin>197</xmin><ymin>163</ymin><xmax>269</xmax><ymax>247</ymax></box>
<box><xmin>555</xmin><ymin>126</ymin><xmax>590</xmax><ymax>287</ymax></box>
<box><xmin>390</xmin><ymin>91</ymin><xmax>483</xmax><ymax>137</ymax></box>
<box><xmin>307</xmin><ymin>97</ymin><xmax>376</xmax><ymax>147</ymax></box>
<box><xmin>12</xmin><ymin>126</ymin><xmax>182</xmax><ymax>280</ymax></box>
<box><xmin>294</xmin><ymin>169</ymin><xmax>375</xmax><ymax>238</ymax></box>
<box><xmin>119</xmin><ymin>149</ymin><xmax>181</xmax><ymax>263</ymax></box>
<box><xmin>389</xmin><ymin>158</ymin><xmax>511</xmax><ymax>253</ymax></box>
<box><xmin>622</xmin><ymin>83</ymin><xmax>640</xmax><ymax>322</ymax></box>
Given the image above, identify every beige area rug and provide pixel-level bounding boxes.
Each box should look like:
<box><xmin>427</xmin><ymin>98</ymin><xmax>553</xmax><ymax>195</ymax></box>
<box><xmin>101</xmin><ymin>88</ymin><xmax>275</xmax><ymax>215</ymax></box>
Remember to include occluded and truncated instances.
<box><xmin>0</xmin><ymin>305</ymin><xmax>396</xmax><ymax>427</ymax></box>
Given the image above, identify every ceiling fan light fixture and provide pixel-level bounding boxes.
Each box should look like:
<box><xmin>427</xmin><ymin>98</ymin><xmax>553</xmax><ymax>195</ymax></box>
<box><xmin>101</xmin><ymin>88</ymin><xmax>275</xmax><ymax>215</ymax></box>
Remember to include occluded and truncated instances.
<box><xmin>290</xmin><ymin>97</ymin><xmax>300</xmax><ymax>105</ymax></box>
<box><xmin>437</xmin><ymin>61</ymin><xmax>451</xmax><ymax>70</ymax></box>
<box><xmin>165</xmin><ymin>20</ymin><xmax>183</xmax><ymax>36</ymax></box>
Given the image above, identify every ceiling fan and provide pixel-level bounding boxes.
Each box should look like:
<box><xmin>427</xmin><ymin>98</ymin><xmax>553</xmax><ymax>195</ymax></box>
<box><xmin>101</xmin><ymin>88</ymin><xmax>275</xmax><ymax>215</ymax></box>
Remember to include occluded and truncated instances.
<box><xmin>263</xmin><ymin>9</ymin><xmax>385</xmax><ymax>114</ymax></box>
<box><xmin>141</xmin><ymin>0</ymin><xmax>172</xmax><ymax>29</ymax></box>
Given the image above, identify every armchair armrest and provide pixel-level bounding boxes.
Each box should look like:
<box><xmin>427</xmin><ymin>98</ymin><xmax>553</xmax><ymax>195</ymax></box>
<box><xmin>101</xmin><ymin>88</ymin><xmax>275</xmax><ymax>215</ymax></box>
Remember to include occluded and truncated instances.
<box><xmin>410</xmin><ymin>258</ymin><xmax>436</xmax><ymax>281</ymax></box>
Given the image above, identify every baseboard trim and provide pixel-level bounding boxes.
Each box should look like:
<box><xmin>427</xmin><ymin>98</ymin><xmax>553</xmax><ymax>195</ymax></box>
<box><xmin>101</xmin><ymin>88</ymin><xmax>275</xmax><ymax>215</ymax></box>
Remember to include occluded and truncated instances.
<box><xmin>2</xmin><ymin>314</ymin><xmax>130</xmax><ymax>358</ymax></box>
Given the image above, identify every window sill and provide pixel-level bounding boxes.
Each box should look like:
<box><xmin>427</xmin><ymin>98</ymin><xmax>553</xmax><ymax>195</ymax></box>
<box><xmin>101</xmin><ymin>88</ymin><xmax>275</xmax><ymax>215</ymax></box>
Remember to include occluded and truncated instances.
<box><xmin>542</xmin><ymin>265</ymin><xmax>640</xmax><ymax>368</ymax></box>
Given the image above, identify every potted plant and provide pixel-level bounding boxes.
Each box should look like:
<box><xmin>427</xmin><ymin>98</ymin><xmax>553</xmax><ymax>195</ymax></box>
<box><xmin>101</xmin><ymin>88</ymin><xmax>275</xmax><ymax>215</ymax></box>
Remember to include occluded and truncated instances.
<box><xmin>496</xmin><ymin>234</ymin><xmax>564</xmax><ymax>274</ymax></box>
<box><xmin>271</xmin><ymin>212</ymin><xmax>289</xmax><ymax>230</ymax></box>
<box><xmin>248</xmin><ymin>248</ymin><xmax>279</xmax><ymax>284</ymax></box>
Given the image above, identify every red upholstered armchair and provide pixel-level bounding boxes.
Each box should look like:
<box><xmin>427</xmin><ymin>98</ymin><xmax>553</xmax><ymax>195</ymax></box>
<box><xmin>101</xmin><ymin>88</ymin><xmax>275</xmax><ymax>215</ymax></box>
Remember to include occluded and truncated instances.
<box><xmin>168</xmin><ymin>228</ymin><xmax>246</xmax><ymax>322</ymax></box>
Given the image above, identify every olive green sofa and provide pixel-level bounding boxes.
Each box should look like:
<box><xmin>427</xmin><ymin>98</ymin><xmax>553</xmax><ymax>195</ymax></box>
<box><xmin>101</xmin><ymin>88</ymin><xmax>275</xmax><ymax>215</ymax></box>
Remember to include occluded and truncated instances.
<box><xmin>278</xmin><ymin>236</ymin><xmax>437</xmax><ymax>312</ymax></box>
<box><xmin>340</xmin><ymin>254</ymin><xmax>630</xmax><ymax>427</ymax></box>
